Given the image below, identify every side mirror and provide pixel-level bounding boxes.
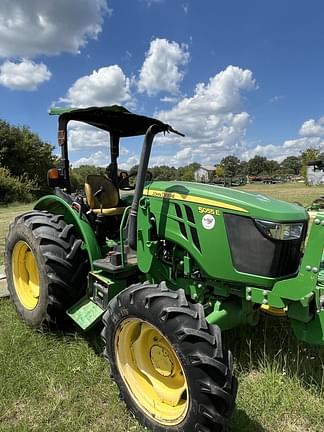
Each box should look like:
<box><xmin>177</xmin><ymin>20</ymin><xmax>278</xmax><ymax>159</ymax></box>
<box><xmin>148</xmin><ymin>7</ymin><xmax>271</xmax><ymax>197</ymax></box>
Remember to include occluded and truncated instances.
<box><xmin>47</xmin><ymin>168</ymin><xmax>67</xmax><ymax>188</ymax></box>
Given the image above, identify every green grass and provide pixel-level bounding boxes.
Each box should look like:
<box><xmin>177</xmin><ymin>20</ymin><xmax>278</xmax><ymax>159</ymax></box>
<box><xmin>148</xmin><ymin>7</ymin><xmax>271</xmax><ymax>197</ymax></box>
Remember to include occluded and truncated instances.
<box><xmin>1</xmin><ymin>302</ymin><xmax>323</xmax><ymax>432</ymax></box>
<box><xmin>1</xmin><ymin>186</ymin><xmax>324</xmax><ymax>432</ymax></box>
<box><xmin>0</xmin><ymin>301</ymin><xmax>143</xmax><ymax>432</ymax></box>
<box><xmin>239</xmin><ymin>182</ymin><xmax>324</xmax><ymax>207</ymax></box>
<box><xmin>0</xmin><ymin>202</ymin><xmax>33</xmax><ymax>266</ymax></box>
<box><xmin>228</xmin><ymin>319</ymin><xmax>324</xmax><ymax>431</ymax></box>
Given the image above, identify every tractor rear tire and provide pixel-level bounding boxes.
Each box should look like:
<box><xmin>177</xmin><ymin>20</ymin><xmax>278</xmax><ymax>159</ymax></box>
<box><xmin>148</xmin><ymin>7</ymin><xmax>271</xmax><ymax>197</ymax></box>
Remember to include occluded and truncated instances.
<box><xmin>101</xmin><ymin>282</ymin><xmax>237</xmax><ymax>432</ymax></box>
<box><xmin>5</xmin><ymin>210</ymin><xmax>88</xmax><ymax>328</ymax></box>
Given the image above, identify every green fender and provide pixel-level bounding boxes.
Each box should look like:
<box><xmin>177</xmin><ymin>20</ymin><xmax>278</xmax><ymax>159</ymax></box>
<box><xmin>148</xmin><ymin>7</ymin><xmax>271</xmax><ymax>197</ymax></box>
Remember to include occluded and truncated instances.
<box><xmin>34</xmin><ymin>195</ymin><xmax>101</xmax><ymax>268</ymax></box>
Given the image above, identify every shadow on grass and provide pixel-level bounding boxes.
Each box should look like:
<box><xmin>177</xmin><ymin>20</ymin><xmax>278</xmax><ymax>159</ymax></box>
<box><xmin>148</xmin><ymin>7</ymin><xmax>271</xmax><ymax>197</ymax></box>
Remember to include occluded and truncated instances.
<box><xmin>231</xmin><ymin>408</ymin><xmax>266</xmax><ymax>432</ymax></box>
<box><xmin>224</xmin><ymin>314</ymin><xmax>324</xmax><ymax>394</ymax></box>
<box><xmin>82</xmin><ymin>321</ymin><xmax>105</xmax><ymax>356</ymax></box>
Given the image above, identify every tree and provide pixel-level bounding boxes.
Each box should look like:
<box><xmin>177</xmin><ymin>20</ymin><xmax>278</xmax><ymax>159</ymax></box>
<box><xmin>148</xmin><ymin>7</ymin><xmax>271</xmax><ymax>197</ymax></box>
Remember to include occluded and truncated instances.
<box><xmin>238</xmin><ymin>160</ymin><xmax>248</xmax><ymax>175</ymax></box>
<box><xmin>177</xmin><ymin>163</ymin><xmax>200</xmax><ymax>181</ymax></box>
<box><xmin>0</xmin><ymin>167</ymin><xmax>36</xmax><ymax>203</ymax></box>
<box><xmin>247</xmin><ymin>155</ymin><xmax>268</xmax><ymax>176</ymax></box>
<box><xmin>280</xmin><ymin>156</ymin><xmax>301</xmax><ymax>175</ymax></box>
<box><xmin>150</xmin><ymin>165</ymin><xmax>178</xmax><ymax>181</ymax></box>
<box><xmin>265</xmin><ymin>159</ymin><xmax>280</xmax><ymax>176</ymax></box>
<box><xmin>0</xmin><ymin>120</ymin><xmax>55</xmax><ymax>195</ymax></box>
<box><xmin>70</xmin><ymin>165</ymin><xmax>106</xmax><ymax>192</ymax></box>
<box><xmin>220</xmin><ymin>155</ymin><xmax>240</xmax><ymax>178</ymax></box>
<box><xmin>215</xmin><ymin>164</ymin><xmax>225</xmax><ymax>178</ymax></box>
<box><xmin>129</xmin><ymin>164</ymin><xmax>139</xmax><ymax>174</ymax></box>
<box><xmin>300</xmin><ymin>147</ymin><xmax>321</xmax><ymax>181</ymax></box>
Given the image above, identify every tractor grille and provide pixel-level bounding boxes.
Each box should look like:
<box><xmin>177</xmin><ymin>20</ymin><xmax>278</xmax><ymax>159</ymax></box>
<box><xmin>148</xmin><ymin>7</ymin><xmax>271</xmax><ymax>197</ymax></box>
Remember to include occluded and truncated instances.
<box><xmin>174</xmin><ymin>203</ymin><xmax>201</xmax><ymax>253</ymax></box>
<box><xmin>224</xmin><ymin>214</ymin><xmax>306</xmax><ymax>278</ymax></box>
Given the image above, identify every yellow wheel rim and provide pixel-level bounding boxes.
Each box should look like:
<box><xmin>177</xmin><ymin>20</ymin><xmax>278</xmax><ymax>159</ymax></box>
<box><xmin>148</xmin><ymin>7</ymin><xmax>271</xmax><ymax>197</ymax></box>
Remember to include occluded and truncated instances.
<box><xmin>12</xmin><ymin>241</ymin><xmax>40</xmax><ymax>310</ymax></box>
<box><xmin>115</xmin><ymin>318</ymin><xmax>189</xmax><ymax>426</ymax></box>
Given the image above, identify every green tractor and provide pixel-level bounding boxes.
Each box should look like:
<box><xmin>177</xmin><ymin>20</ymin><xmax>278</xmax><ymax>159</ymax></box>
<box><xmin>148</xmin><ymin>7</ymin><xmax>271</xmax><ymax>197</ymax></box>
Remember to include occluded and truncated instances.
<box><xmin>5</xmin><ymin>105</ymin><xmax>324</xmax><ymax>432</ymax></box>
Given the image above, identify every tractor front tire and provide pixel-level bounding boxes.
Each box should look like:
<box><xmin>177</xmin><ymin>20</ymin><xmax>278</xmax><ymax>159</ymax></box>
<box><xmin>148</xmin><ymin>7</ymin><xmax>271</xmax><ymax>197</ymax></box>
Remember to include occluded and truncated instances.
<box><xmin>102</xmin><ymin>282</ymin><xmax>237</xmax><ymax>432</ymax></box>
<box><xmin>5</xmin><ymin>210</ymin><xmax>88</xmax><ymax>328</ymax></box>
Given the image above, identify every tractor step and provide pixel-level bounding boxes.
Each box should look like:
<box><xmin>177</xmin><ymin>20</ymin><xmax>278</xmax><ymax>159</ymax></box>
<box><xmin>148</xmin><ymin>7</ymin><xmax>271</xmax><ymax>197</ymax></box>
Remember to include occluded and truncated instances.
<box><xmin>92</xmin><ymin>244</ymin><xmax>138</xmax><ymax>274</ymax></box>
<box><xmin>67</xmin><ymin>297</ymin><xmax>104</xmax><ymax>331</ymax></box>
<box><xmin>93</xmin><ymin>258</ymin><xmax>138</xmax><ymax>274</ymax></box>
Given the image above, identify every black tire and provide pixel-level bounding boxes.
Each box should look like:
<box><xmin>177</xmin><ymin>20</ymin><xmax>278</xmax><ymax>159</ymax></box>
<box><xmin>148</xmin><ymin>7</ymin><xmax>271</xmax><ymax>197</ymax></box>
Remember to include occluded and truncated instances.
<box><xmin>5</xmin><ymin>210</ymin><xmax>88</xmax><ymax>327</ymax></box>
<box><xmin>101</xmin><ymin>282</ymin><xmax>237</xmax><ymax>432</ymax></box>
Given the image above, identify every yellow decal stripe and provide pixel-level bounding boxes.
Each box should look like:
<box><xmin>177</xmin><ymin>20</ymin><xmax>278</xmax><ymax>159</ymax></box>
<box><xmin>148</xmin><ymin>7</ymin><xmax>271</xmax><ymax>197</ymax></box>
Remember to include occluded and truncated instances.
<box><xmin>143</xmin><ymin>189</ymin><xmax>248</xmax><ymax>213</ymax></box>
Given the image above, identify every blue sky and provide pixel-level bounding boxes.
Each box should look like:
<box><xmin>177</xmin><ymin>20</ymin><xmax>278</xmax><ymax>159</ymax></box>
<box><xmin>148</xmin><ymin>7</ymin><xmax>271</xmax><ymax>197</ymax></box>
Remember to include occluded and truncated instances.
<box><xmin>0</xmin><ymin>0</ymin><xmax>324</xmax><ymax>169</ymax></box>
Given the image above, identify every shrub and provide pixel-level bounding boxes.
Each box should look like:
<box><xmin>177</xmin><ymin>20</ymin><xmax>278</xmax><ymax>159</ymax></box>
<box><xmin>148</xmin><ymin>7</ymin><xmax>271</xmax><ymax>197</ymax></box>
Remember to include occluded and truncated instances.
<box><xmin>0</xmin><ymin>168</ymin><xmax>36</xmax><ymax>204</ymax></box>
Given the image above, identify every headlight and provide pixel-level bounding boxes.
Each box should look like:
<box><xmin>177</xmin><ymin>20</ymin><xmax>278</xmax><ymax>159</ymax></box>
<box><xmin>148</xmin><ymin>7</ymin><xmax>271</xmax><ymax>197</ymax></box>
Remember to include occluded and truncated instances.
<box><xmin>255</xmin><ymin>219</ymin><xmax>304</xmax><ymax>240</ymax></box>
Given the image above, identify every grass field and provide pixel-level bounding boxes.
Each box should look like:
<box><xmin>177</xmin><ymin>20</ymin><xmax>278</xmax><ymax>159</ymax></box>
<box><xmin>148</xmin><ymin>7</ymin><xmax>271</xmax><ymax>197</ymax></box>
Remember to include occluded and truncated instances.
<box><xmin>0</xmin><ymin>202</ymin><xmax>33</xmax><ymax>267</ymax></box>
<box><xmin>1</xmin><ymin>184</ymin><xmax>324</xmax><ymax>432</ymax></box>
<box><xmin>239</xmin><ymin>182</ymin><xmax>324</xmax><ymax>206</ymax></box>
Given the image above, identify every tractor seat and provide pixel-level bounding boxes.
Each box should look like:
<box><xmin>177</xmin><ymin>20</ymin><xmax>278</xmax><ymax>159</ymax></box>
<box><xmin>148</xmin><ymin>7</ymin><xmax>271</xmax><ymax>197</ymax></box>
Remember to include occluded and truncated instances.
<box><xmin>84</xmin><ymin>175</ymin><xmax>125</xmax><ymax>216</ymax></box>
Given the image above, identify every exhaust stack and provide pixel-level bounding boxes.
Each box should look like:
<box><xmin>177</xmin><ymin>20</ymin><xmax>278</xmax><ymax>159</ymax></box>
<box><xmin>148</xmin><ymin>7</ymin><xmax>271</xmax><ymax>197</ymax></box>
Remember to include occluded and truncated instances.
<box><xmin>128</xmin><ymin>124</ymin><xmax>163</xmax><ymax>250</ymax></box>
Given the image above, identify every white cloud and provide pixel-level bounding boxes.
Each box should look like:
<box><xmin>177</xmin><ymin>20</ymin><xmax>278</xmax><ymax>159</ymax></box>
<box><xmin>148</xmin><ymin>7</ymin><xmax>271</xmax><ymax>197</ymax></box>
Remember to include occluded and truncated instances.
<box><xmin>68</xmin><ymin>122</ymin><xmax>130</xmax><ymax>155</ymax></box>
<box><xmin>142</xmin><ymin>0</ymin><xmax>164</xmax><ymax>6</ymax></box>
<box><xmin>182</xmin><ymin>3</ymin><xmax>189</xmax><ymax>14</ymax></box>
<box><xmin>60</xmin><ymin>65</ymin><xmax>133</xmax><ymax>107</ymax></box>
<box><xmin>269</xmin><ymin>95</ymin><xmax>283</xmax><ymax>103</ymax></box>
<box><xmin>73</xmin><ymin>150</ymin><xmax>109</xmax><ymax>167</ymax></box>
<box><xmin>68</xmin><ymin>123</ymin><xmax>109</xmax><ymax>151</ymax></box>
<box><xmin>241</xmin><ymin>138</ymin><xmax>324</xmax><ymax>162</ymax></box>
<box><xmin>73</xmin><ymin>150</ymin><xmax>136</xmax><ymax>169</ymax></box>
<box><xmin>152</xmin><ymin>65</ymin><xmax>256</xmax><ymax>166</ymax></box>
<box><xmin>0</xmin><ymin>0</ymin><xmax>110</xmax><ymax>58</ymax></box>
<box><xmin>119</xmin><ymin>155</ymin><xmax>140</xmax><ymax>170</ymax></box>
<box><xmin>148</xmin><ymin>145</ymin><xmax>217</xmax><ymax>167</ymax></box>
<box><xmin>299</xmin><ymin>117</ymin><xmax>324</xmax><ymax>137</ymax></box>
<box><xmin>160</xmin><ymin>95</ymin><xmax>180</xmax><ymax>103</ymax></box>
<box><xmin>122</xmin><ymin>50</ymin><xmax>132</xmax><ymax>62</ymax></box>
<box><xmin>0</xmin><ymin>59</ymin><xmax>51</xmax><ymax>90</ymax></box>
<box><xmin>242</xmin><ymin>118</ymin><xmax>324</xmax><ymax>162</ymax></box>
<box><xmin>138</xmin><ymin>38</ymin><xmax>190</xmax><ymax>96</ymax></box>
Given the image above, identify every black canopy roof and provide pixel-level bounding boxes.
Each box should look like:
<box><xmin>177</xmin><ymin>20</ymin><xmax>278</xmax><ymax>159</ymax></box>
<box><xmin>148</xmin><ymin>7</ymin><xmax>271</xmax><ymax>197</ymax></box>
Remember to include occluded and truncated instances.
<box><xmin>49</xmin><ymin>105</ymin><xmax>167</xmax><ymax>137</ymax></box>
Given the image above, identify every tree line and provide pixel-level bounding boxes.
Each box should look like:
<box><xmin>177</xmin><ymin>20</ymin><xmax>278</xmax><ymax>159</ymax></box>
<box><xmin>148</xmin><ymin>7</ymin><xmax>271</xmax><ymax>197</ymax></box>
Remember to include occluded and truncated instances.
<box><xmin>0</xmin><ymin>118</ymin><xmax>323</xmax><ymax>203</ymax></box>
<box><xmin>70</xmin><ymin>162</ymin><xmax>202</xmax><ymax>192</ymax></box>
<box><xmin>0</xmin><ymin>120</ymin><xmax>55</xmax><ymax>203</ymax></box>
<box><xmin>215</xmin><ymin>149</ymin><xmax>323</xmax><ymax>180</ymax></box>
<box><xmin>70</xmin><ymin>148</ymin><xmax>321</xmax><ymax>191</ymax></box>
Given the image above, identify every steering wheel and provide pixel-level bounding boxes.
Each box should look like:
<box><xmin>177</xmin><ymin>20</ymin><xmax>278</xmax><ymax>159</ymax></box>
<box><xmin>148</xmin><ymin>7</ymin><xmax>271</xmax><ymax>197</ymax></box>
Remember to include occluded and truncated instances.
<box><xmin>118</xmin><ymin>170</ymin><xmax>153</xmax><ymax>191</ymax></box>
<box><xmin>118</xmin><ymin>171</ymin><xmax>137</xmax><ymax>191</ymax></box>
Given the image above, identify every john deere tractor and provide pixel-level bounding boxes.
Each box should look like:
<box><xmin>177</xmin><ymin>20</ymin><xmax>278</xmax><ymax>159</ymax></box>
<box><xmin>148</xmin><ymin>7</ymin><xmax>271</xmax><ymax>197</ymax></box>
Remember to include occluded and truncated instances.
<box><xmin>5</xmin><ymin>106</ymin><xmax>324</xmax><ymax>432</ymax></box>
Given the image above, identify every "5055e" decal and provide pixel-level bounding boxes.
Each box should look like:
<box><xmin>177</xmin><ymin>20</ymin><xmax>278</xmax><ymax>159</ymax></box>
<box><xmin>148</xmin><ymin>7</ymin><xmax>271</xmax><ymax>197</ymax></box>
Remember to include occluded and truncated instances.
<box><xmin>198</xmin><ymin>206</ymin><xmax>220</xmax><ymax>216</ymax></box>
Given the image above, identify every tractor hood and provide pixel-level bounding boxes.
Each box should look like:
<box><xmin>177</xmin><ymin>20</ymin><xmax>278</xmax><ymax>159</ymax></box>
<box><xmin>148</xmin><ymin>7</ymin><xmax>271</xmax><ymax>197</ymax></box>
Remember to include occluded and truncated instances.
<box><xmin>143</xmin><ymin>181</ymin><xmax>308</xmax><ymax>222</ymax></box>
